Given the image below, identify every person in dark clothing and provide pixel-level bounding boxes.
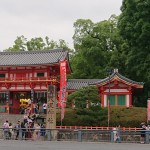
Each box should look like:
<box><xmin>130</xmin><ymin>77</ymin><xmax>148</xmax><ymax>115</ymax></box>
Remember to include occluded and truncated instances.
<box><xmin>14</xmin><ymin>121</ymin><xmax>21</xmax><ymax>140</ymax></box>
<box><xmin>40</xmin><ymin>124</ymin><xmax>46</xmax><ymax>136</ymax></box>
<box><xmin>21</xmin><ymin>122</ymin><xmax>27</xmax><ymax>140</ymax></box>
<box><xmin>140</xmin><ymin>122</ymin><xmax>146</xmax><ymax>144</ymax></box>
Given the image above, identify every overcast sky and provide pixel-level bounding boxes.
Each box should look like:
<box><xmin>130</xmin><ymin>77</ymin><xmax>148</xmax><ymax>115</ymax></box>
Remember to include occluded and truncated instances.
<box><xmin>0</xmin><ymin>0</ymin><xmax>122</xmax><ymax>50</ymax></box>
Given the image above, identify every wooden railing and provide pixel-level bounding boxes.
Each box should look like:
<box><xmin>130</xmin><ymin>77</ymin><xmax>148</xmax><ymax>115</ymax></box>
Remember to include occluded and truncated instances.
<box><xmin>0</xmin><ymin>76</ymin><xmax>58</xmax><ymax>83</ymax></box>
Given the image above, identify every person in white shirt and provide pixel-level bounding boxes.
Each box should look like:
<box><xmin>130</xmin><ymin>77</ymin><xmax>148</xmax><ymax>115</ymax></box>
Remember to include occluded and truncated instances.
<box><xmin>3</xmin><ymin>120</ymin><xmax>9</xmax><ymax>139</ymax></box>
<box><xmin>33</xmin><ymin>123</ymin><xmax>41</xmax><ymax>140</ymax></box>
<box><xmin>9</xmin><ymin>123</ymin><xmax>13</xmax><ymax>139</ymax></box>
<box><xmin>43</xmin><ymin>102</ymin><xmax>47</xmax><ymax>114</ymax></box>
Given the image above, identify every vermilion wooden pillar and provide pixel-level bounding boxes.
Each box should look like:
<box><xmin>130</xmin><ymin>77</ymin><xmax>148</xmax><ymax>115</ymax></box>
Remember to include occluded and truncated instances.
<box><xmin>129</xmin><ymin>91</ymin><xmax>132</xmax><ymax>107</ymax></box>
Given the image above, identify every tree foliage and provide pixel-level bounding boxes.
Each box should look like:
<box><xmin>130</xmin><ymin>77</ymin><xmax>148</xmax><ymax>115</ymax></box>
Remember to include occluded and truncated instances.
<box><xmin>67</xmin><ymin>86</ymin><xmax>100</xmax><ymax>108</ymax></box>
<box><xmin>70</xmin><ymin>15</ymin><xmax>126</xmax><ymax>79</ymax></box>
<box><xmin>118</xmin><ymin>0</ymin><xmax>150</xmax><ymax>81</ymax></box>
<box><xmin>4</xmin><ymin>36</ymin><xmax>71</xmax><ymax>52</ymax></box>
<box><xmin>118</xmin><ymin>0</ymin><xmax>150</xmax><ymax>106</ymax></box>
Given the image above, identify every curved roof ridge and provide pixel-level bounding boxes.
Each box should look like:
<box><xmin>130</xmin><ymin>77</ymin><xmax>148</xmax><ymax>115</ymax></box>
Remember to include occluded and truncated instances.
<box><xmin>90</xmin><ymin>72</ymin><xmax>144</xmax><ymax>86</ymax></box>
<box><xmin>115</xmin><ymin>72</ymin><xmax>144</xmax><ymax>85</ymax></box>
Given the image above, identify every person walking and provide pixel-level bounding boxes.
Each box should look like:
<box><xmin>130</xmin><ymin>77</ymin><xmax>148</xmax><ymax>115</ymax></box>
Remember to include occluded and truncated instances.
<box><xmin>9</xmin><ymin>123</ymin><xmax>13</xmax><ymax>139</ymax></box>
<box><xmin>33</xmin><ymin>123</ymin><xmax>41</xmax><ymax>140</ymax></box>
<box><xmin>140</xmin><ymin>122</ymin><xmax>146</xmax><ymax>144</ymax></box>
<box><xmin>40</xmin><ymin>124</ymin><xmax>46</xmax><ymax>136</ymax></box>
<box><xmin>3</xmin><ymin>120</ymin><xmax>9</xmax><ymax>140</ymax></box>
<box><xmin>116</xmin><ymin>125</ymin><xmax>121</xmax><ymax>143</ymax></box>
<box><xmin>14</xmin><ymin>120</ymin><xmax>21</xmax><ymax>140</ymax></box>
<box><xmin>113</xmin><ymin>127</ymin><xmax>117</xmax><ymax>142</ymax></box>
<box><xmin>21</xmin><ymin>122</ymin><xmax>27</xmax><ymax>140</ymax></box>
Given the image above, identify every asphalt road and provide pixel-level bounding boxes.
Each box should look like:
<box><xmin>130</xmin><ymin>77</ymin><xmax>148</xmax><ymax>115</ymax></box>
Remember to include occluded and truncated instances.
<box><xmin>0</xmin><ymin>140</ymin><xmax>150</xmax><ymax>150</ymax></box>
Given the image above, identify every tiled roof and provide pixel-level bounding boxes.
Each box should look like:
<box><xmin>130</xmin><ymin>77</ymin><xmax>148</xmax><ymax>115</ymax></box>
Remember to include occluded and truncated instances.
<box><xmin>67</xmin><ymin>70</ymin><xmax>144</xmax><ymax>90</ymax></box>
<box><xmin>90</xmin><ymin>71</ymin><xmax>144</xmax><ymax>86</ymax></box>
<box><xmin>67</xmin><ymin>79</ymin><xmax>101</xmax><ymax>90</ymax></box>
<box><xmin>0</xmin><ymin>49</ymin><xmax>68</xmax><ymax>66</ymax></box>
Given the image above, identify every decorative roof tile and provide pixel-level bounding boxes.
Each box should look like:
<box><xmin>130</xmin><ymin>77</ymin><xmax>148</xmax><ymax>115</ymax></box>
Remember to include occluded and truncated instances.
<box><xmin>0</xmin><ymin>49</ymin><xmax>68</xmax><ymax>66</ymax></box>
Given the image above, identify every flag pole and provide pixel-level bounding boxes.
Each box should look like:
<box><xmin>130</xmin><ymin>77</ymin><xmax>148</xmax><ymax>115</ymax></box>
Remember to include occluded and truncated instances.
<box><xmin>61</xmin><ymin>107</ymin><xmax>63</xmax><ymax>126</ymax></box>
<box><xmin>59</xmin><ymin>60</ymin><xmax>67</xmax><ymax>127</ymax></box>
<box><xmin>108</xmin><ymin>69</ymin><xmax>111</xmax><ymax>128</ymax></box>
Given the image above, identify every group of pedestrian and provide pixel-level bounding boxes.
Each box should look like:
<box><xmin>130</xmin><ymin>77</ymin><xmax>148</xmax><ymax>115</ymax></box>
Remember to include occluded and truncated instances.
<box><xmin>21</xmin><ymin>102</ymin><xmax>47</xmax><ymax>115</ymax></box>
<box><xmin>3</xmin><ymin>120</ymin><xmax>19</xmax><ymax>140</ymax></box>
<box><xmin>33</xmin><ymin>102</ymin><xmax>47</xmax><ymax>114</ymax></box>
<box><xmin>2</xmin><ymin>114</ymin><xmax>46</xmax><ymax>140</ymax></box>
<box><xmin>113</xmin><ymin>123</ymin><xmax>150</xmax><ymax>144</ymax></box>
<box><xmin>139</xmin><ymin>122</ymin><xmax>150</xmax><ymax>144</ymax></box>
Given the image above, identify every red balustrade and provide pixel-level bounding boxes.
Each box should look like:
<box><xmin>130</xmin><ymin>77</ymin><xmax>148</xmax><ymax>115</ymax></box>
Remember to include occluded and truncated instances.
<box><xmin>56</xmin><ymin>126</ymin><xmax>141</xmax><ymax>131</ymax></box>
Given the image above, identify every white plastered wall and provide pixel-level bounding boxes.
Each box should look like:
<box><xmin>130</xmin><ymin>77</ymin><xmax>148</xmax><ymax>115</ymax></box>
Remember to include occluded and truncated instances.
<box><xmin>104</xmin><ymin>94</ymin><xmax>107</xmax><ymax>107</ymax></box>
<box><xmin>126</xmin><ymin>95</ymin><xmax>130</xmax><ymax>107</ymax></box>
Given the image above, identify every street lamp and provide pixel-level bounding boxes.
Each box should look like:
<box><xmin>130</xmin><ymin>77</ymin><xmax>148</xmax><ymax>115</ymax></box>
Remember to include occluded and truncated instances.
<box><xmin>107</xmin><ymin>69</ymin><xmax>112</xmax><ymax>128</ymax></box>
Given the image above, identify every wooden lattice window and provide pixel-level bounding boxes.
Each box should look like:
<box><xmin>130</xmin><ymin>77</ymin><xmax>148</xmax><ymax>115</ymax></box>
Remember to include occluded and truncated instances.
<box><xmin>0</xmin><ymin>74</ymin><xmax>5</xmax><ymax>78</ymax></box>
<box><xmin>109</xmin><ymin>95</ymin><xmax>115</xmax><ymax>106</ymax></box>
<box><xmin>118</xmin><ymin>95</ymin><xmax>126</xmax><ymax>106</ymax></box>
<box><xmin>37</xmin><ymin>73</ymin><xmax>44</xmax><ymax>77</ymax></box>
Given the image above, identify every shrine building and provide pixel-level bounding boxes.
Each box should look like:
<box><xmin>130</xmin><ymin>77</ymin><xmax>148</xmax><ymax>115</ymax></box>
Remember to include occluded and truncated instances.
<box><xmin>0</xmin><ymin>49</ymin><xmax>71</xmax><ymax>114</ymax></box>
<box><xmin>66</xmin><ymin>69</ymin><xmax>144</xmax><ymax>107</ymax></box>
<box><xmin>0</xmin><ymin>49</ymin><xmax>144</xmax><ymax>114</ymax></box>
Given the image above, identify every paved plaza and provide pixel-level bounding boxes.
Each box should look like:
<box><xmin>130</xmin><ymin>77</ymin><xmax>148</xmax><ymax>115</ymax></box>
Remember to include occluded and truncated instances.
<box><xmin>0</xmin><ymin>140</ymin><xmax>150</xmax><ymax>150</ymax></box>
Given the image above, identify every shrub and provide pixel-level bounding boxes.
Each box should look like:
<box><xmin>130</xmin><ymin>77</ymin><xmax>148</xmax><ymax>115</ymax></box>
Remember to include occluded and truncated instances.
<box><xmin>56</xmin><ymin>107</ymin><xmax>147</xmax><ymax>127</ymax></box>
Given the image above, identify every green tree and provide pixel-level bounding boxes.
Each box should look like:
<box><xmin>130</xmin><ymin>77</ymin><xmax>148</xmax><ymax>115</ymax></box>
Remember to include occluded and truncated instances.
<box><xmin>67</xmin><ymin>86</ymin><xmax>100</xmax><ymax>108</ymax></box>
<box><xmin>26</xmin><ymin>37</ymin><xmax>45</xmax><ymax>51</ymax></box>
<box><xmin>71</xmin><ymin>15</ymin><xmax>125</xmax><ymax>79</ymax></box>
<box><xmin>5</xmin><ymin>35</ymin><xmax>27</xmax><ymax>52</ymax></box>
<box><xmin>4</xmin><ymin>36</ymin><xmax>71</xmax><ymax>52</ymax></box>
<box><xmin>118</xmin><ymin>0</ymin><xmax>150</xmax><ymax>81</ymax></box>
<box><xmin>118</xmin><ymin>0</ymin><xmax>150</xmax><ymax>106</ymax></box>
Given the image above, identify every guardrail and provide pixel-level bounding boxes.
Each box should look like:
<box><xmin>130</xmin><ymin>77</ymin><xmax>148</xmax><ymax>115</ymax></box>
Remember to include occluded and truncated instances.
<box><xmin>0</xmin><ymin>128</ymin><xmax>150</xmax><ymax>143</ymax></box>
<box><xmin>56</xmin><ymin>126</ymin><xmax>142</xmax><ymax>131</ymax></box>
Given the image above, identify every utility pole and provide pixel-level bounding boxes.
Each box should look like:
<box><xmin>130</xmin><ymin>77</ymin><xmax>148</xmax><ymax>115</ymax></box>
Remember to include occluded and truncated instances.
<box><xmin>107</xmin><ymin>69</ymin><xmax>111</xmax><ymax>128</ymax></box>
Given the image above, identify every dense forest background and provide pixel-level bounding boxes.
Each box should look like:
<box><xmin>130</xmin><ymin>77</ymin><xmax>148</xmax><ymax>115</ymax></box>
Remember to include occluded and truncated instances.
<box><xmin>2</xmin><ymin>0</ymin><xmax>150</xmax><ymax>107</ymax></box>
